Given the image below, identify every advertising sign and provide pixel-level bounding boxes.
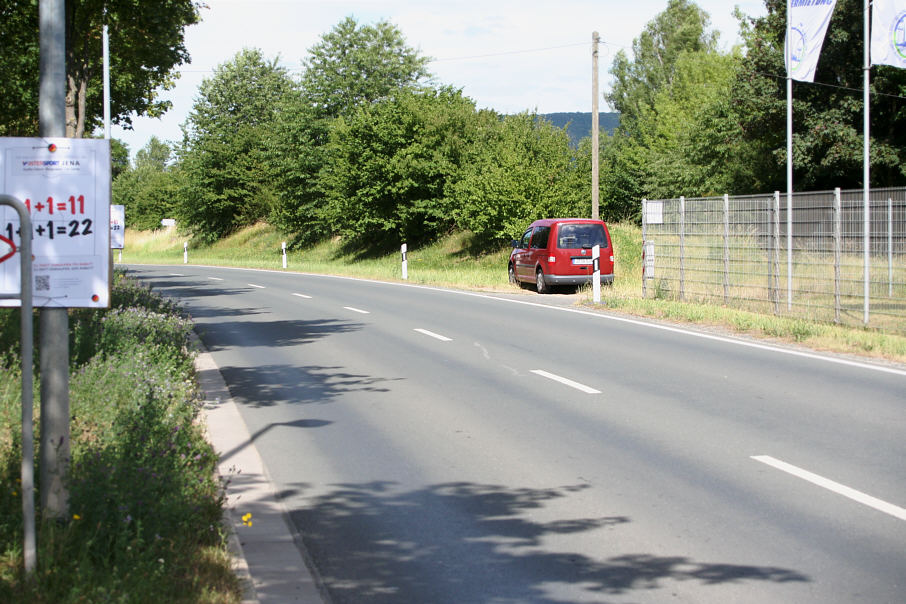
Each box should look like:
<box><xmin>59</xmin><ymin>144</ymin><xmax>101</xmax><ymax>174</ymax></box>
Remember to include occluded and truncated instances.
<box><xmin>110</xmin><ymin>204</ymin><xmax>125</xmax><ymax>249</ymax></box>
<box><xmin>0</xmin><ymin>138</ymin><xmax>111</xmax><ymax>308</ymax></box>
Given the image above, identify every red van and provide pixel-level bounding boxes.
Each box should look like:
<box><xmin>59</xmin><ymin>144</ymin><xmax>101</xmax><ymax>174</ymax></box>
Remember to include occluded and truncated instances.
<box><xmin>509</xmin><ymin>218</ymin><xmax>614</xmax><ymax>293</ymax></box>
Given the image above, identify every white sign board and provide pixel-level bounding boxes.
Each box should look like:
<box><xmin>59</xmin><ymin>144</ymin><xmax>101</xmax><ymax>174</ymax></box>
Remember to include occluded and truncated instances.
<box><xmin>0</xmin><ymin>137</ymin><xmax>111</xmax><ymax>308</ymax></box>
<box><xmin>110</xmin><ymin>204</ymin><xmax>125</xmax><ymax>249</ymax></box>
<box><xmin>644</xmin><ymin>200</ymin><xmax>664</xmax><ymax>225</ymax></box>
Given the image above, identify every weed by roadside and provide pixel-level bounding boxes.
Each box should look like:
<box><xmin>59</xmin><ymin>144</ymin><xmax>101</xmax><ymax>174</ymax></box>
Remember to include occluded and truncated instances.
<box><xmin>0</xmin><ymin>270</ymin><xmax>240</xmax><ymax>603</ymax></box>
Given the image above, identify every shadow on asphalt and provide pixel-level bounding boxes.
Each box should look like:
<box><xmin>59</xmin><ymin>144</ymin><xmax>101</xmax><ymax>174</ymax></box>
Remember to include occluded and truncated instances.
<box><xmin>274</xmin><ymin>481</ymin><xmax>809</xmax><ymax>603</ymax></box>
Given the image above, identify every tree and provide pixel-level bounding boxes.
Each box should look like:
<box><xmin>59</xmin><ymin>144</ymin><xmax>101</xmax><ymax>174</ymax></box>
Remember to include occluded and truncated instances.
<box><xmin>269</xmin><ymin>17</ymin><xmax>433</xmax><ymax>245</ymax></box>
<box><xmin>300</xmin><ymin>16</ymin><xmax>431</xmax><ymax>121</ymax></box>
<box><xmin>0</xmin><ymin>1</ymin><xmax>201</xmax><ymax>138</ymax></box>
<box><xmin>113</xmin><ymin>136</ymin><xmax>180</xmax><ymax>231</ymax></box>
<box><xmin>177</xmin><ymin>49</ymin><xmax>297</xmax><ymax>242</ymax></box>
<box><xmin>607</xmin><ymin>0</ymin><xmax>719</xmax><ymax>132</ymax></box>
<box><xmin>319</xmin><ymin>87</ymin><xmax>479</xmax><ymax>249</ymax></box>
<box><xmin>451</xmin><ymin>112</ymin><xmax>588</xmax><ymax>247</ymax></box>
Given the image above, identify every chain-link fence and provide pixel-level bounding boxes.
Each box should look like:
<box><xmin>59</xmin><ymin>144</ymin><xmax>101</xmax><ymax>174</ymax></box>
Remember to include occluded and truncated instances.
<box><xmin>641</xmin><ymin>187</ymin><xmax>906</xmax><ymax>333</ymax></box>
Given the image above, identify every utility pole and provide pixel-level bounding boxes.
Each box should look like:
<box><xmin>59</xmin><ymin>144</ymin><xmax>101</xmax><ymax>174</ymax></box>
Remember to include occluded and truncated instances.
<box><xmin>591</xmin><ymin>31</ymin><xmax>600</xmax><ymax>221</ymax></box>
<box><xmin>38</xmin><ymin>0</ymin><xmax>70</xmax><ymax>520</ymax></box>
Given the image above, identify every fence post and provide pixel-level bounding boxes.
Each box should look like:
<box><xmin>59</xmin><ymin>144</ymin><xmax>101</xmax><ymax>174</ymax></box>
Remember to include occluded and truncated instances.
<box><xmin>642</xmin><ymin>199</ymin><xmax>648</xmax><ymax>299</ymax></box>
<box><xmin>889</xmin><ymin>197</ymin><xmax>894</xmax><ymax>298</ymax></box>
<box><xmin>834</xmin><ymin>188</ymin><xmax>842</xmax><ymax>323</ymax></box>
<box><xmin>680</xmin><ymin>195</ymin><xmax>685</xmax><ymax>302</ymax></box>
<box><xmin>723</xmin><ymin>193</ymin><xmax>729</xmax><ymax>304</ymax></box>
<box><xmin>771</xmin><ymin>191</ymin><xmax>780</xmax><ymax>315</ymax></box>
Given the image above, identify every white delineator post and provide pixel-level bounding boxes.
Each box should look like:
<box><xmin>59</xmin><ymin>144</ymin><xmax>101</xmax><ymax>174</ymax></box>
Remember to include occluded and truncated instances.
<box><xmin>183</xmin><ymin>242</ymin><xmax>188</xmax><ymax>264</ymax></box>
<box><xmin>401</xmin><ymin>243</ymin><xmax>408</xmax><ymax>280</ymax></box>
<box><xmin>592</xmin><ymin>244</ymin><xmax>601</xmax><ymax>304</ymax></box>
<box><xmin>282</xmin><ymin>241</ymin><xmax>287</xmax><ymax>269</ymax></box>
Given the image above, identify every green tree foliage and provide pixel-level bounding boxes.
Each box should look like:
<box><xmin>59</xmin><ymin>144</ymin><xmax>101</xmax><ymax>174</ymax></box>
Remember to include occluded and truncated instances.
<box><xmin>113</xmin><ymin>137</ymin><xmax>181</xmax><ymax>231</ymax></box>
<box><xmin>269</xmin><ymin>17</ymin><xmax>433</xmax><ymax>246</ymax></box>
<box><xmin>319</xmin><ymin>88</ymin><xmax>479</xmax><ymax>249</ymax></box>
<box><xmin>730</xmin><ymin>0</ymin><xmax>906</xmax><ymax>190</ymax></box>
<box><xmin>451</xmin><ymin>113</ymin><xmax>589</xmax><ymax>247</ymax></box>
<box><xmin>300</xmin><ymin>16</ymin><xmax>431</xmax><ymax>121</ymax></box>
<box><xmin>0</xmin><ymin>0</ymin><xmax>201</xmax><ymax>138</ymax></box>
<box><xmin>177</xmin><ymin>49</ymin><xmax>297</xmax><ymax>242</ymax></box>
<box><xmin>0</xmin><ymin>2</ymin><xmax>39</xmax><ymax>136</ymax></box>
<box><xmin>607</xmin><ymin>0</ymin><xmax>719</xmax><ymax>132</ymax></box>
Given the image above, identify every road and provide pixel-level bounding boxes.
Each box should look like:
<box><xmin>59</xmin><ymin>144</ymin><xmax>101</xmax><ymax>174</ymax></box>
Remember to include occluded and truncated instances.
<box><xmin>127</xmin><ymin>264</ymin><xmax>906</xmax><ymax>603</ymax></box>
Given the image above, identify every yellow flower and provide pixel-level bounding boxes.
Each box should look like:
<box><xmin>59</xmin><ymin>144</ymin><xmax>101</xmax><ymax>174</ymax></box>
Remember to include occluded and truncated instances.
<box><xmin>73</xmin><ymin>514</ymin><xmax>81</xmax><ymax>520</ymax></box>
<box><xmin>241</xmin><ymin>512</ymin><xmax>253</xmax><ymax>527</ymax></box>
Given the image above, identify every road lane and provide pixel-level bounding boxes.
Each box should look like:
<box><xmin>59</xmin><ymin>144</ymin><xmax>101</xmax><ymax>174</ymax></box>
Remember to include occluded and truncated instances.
<box><xmin>126</xmin><ymin>265</ymin><xmax>906</xmax><ymax>603</ymax></box>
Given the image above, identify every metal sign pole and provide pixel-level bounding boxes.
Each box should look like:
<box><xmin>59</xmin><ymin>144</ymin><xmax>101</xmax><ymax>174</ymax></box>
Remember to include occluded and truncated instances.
<box><xmin>0</xmin><ymin>194</ymin><xmax>35</xmax><ymax>572</ymax></box>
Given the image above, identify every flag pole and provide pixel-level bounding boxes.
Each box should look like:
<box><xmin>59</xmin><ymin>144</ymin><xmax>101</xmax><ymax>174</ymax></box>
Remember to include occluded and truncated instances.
<box><xmin>863</xmin><ymin>0</ymin><xmax>871</xmax><ymax>325</ymax></box>
<box><xmin>787</xmin><ymin>0</ymin><xmax>794</xmax><ymax>311</ymax></box>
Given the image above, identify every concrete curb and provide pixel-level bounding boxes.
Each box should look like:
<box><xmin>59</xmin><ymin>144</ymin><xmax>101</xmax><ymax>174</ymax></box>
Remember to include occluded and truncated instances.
<box><xmin>193</xmin><ymin>333</ymin><xmax>325</xmax><ymax>603</ymax></box>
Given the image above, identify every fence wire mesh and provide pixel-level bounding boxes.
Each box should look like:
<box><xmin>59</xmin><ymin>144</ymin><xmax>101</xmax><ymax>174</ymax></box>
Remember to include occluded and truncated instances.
<box><xmin>642</xmin><ymin>187</ymin><xmax>906</xmax><ymax>334</ymax></box>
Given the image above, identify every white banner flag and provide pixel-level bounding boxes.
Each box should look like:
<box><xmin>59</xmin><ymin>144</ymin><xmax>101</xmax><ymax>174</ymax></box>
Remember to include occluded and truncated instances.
<box><xmin>871</xmin><ymin>0</ymin><xmax>906</xmax><ymax>68</ymax></box>
<box><xmin>785</xmin><ymin>0</ymin><xmax>838</xmax><ymax>82</ymax></box>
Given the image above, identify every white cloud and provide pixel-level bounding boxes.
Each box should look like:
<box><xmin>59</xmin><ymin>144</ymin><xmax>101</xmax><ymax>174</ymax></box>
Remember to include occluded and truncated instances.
<box><xmin>110</xmin><ymin>0</ymin><xmax>766</xmax><ymax>158</ymax></box>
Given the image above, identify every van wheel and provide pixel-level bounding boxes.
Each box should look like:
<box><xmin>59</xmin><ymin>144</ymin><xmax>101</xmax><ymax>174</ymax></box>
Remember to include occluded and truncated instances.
<box><xmin>508</xmin><ymin>263</ymin><xmax>517</xmax><ymax>285</ymax></box>
<box><xmin>536</xmin><ymin>269</ymin><xmax>548</xmax><ymax>294</ymax></box>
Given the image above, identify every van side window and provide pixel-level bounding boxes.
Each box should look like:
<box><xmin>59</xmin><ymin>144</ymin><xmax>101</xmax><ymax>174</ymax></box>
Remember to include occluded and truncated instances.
<box><xmin>531</xmin><ymin>226</ymin><xmax>550</xmax><ymax>249</ymax></box>
<box><xmin>520</xmin><ymin>229</ymin><xmax>533</xmax><ymax>248</ymax></box>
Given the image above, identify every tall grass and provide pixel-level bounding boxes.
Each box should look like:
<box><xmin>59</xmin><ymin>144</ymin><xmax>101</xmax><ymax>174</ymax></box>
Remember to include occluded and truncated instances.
<box><xmin>0</xmin><ymin>271</ymin><xmax>240</xmax><ymax>603</ymax></box>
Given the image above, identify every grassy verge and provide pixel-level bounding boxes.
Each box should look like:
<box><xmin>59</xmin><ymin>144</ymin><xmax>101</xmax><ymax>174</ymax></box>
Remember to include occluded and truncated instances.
<box><xmin>0</xmin><ymin>271</ymin><xmax>240</xmax><ymax>602</ymax></box>
<box><xmin>122</xmin><ymin>223</ymin><xmax>906</xmax><ymax>364</ymax></box>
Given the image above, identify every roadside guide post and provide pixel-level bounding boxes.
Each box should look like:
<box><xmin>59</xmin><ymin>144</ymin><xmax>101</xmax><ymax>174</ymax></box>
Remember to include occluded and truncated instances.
<box><xmin>401</xmin><ymin>243</ymin><xmax>408</xmax><ymax>280</ymax></box>
<box><xmin>184</xmin><ymin>241</ymin><xmax>188</xmax><ymax>264</ymax></box>
<box><xmin>282</xmin><ymin>241</ymin><xmax>287</xmax><ymax>269</ymax></box>
<box><xmin>0</xmin><ymin>194</ymin><xmax>35</xmax><ymax>573</ymax></box>
<box><xmin>592</xmin><ymin>244</ymin><xmax>601</xmax><ymax>304</ymax></box>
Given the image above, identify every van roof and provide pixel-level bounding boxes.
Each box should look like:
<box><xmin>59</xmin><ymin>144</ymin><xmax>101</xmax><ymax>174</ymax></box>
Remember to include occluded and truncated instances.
<box><xmin>528</xmin><ymin>218</ymin><xmax>608</xmax><ymax>227</ymax></box>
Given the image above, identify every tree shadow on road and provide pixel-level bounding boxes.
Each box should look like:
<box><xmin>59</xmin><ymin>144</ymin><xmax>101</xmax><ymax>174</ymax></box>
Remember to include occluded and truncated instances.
<box><xmin>282</xmin><ymin>481</ymin><xmax>808</xmax><ymax>603</ymax></box>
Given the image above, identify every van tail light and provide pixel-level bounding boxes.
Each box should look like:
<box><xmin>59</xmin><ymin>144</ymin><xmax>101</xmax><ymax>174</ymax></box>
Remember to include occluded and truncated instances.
<box><xmin>548</xmin><ymin>256</ymin><xmax>556</xmax><ymax>263</ymax></box>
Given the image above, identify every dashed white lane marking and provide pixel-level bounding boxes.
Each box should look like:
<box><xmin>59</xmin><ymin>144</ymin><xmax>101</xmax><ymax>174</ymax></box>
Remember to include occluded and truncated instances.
<box><xmin>208</xmin><ymin>277</ymin><xmax>224</xmax><ymax>281</ymax></box>
<box><xmin>344</xmin><ymin>306</ymin><xmax>370</xmax><ymax>314</ymax></box>
<box><xmin>752</xmin><ymin>455</ymin><xmax>906</xmax><ymax>522</ymax></box>
<box><xmin>169</xmin><ymin>273</ymin><xmax>184</xmax><ymax>276</ymax></box>
<box><xmin>414</xmin><ymin>328</ymin><xmax>452</xmax><ymax>342</ymax></box>
<box><xmin>530</xmin><ymin>369</ymin><xmax>601</xmax><ymax>394</ymax></box>
<box><xmin>292</xmin><ymin>293</ymin><xmax>312</xmax><ymax>299</ymax></box>
<box><xmin>248</xmin><ymin>283</ymin><xmax>266</xmax><ymax>289</ymax></box>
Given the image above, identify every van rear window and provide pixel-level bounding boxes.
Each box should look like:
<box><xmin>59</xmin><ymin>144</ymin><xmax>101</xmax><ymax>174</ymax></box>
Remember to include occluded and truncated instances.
<box><xmin>556</xmin><ymin>224</ymin><xmax>608</xmax><ymax>249</ymax></box>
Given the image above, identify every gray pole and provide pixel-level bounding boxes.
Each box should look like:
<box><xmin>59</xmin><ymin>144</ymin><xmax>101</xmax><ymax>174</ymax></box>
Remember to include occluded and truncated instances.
<box><xmin>39</xmin><ymin>0</ymin><xmax>71</xmax><ymax>520</ymax></box>
<box><xmin>863</xmin><ymin>0</ymin><xmax>871</xmax><ymax>325</ymax></box>
<box><xmin>591</xmin><ymin>32</ymin><xmax>600</xmax><ymax>221</ymax></box>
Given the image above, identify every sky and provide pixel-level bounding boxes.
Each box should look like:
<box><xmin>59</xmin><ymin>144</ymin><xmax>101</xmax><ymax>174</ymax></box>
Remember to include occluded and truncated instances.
<box><xmin>110</xmin><ymin>0</ymin><xmax>767</xmax><ymax>159</ymax></box>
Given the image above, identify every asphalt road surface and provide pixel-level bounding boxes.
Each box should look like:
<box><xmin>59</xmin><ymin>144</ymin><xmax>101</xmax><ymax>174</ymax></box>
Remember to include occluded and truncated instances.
<box><xmin>127</xmin><ymin>264</ymin><xmax>906</xmax><ymax>604</ymax></box>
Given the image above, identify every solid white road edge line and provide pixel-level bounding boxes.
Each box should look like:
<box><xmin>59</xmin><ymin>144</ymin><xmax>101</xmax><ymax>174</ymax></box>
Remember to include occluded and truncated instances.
<box><xmin>247</xmin><ymin>283</ymin><xmax>265</xmax><ymax>289</ymax></box>
<box><xmin>414</xmin><ymin>328</ymin><xmax>452</xmax><ymax>342</ymax></box>
<box><xmin>344</xmin><ymin>306</ymin><xmax>370</xmax><ymax>314</ymax></box>
<box><xmin>752</xmin><ymin>455</ymin><xmax>906</xmax><ymax>522</ymax></box>
<box><xmin>531</xmin><ymin>369</ymin><xmax>601</xmax><ymax>394</ymax></box>
<box><xmin>292</xmin><ymin>293</ymin><xmax>312</xmax><ymax>299</ymax></box>
<box><xmin>134</xmin><ymin>265</ymin><xmax>906</xmax><ymax>378</ymax></box>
